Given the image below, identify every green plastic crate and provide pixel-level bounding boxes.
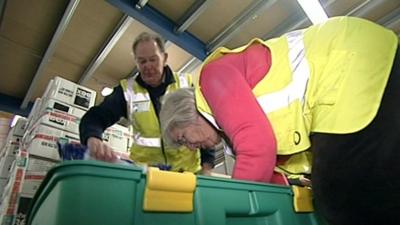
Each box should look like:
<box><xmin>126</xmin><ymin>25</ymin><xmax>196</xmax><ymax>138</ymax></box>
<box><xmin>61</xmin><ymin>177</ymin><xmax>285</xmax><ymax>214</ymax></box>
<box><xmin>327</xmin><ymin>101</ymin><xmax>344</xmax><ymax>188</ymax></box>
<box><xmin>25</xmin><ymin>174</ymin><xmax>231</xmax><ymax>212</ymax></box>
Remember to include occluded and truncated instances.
<box><xmin>27</xmin><ymin>161</ymin><xmax>326</xmax><ymax>225</ymax></box>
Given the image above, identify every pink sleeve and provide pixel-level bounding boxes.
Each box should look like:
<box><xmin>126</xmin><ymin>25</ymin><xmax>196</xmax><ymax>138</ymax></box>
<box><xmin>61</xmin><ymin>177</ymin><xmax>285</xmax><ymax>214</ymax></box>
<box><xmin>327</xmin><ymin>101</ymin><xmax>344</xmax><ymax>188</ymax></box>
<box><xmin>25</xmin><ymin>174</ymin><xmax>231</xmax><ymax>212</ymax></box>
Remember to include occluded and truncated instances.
<box><xmin>200</xmin><ymin>46</ymin><xmax>277</xmax><ymax>183</ymax></box>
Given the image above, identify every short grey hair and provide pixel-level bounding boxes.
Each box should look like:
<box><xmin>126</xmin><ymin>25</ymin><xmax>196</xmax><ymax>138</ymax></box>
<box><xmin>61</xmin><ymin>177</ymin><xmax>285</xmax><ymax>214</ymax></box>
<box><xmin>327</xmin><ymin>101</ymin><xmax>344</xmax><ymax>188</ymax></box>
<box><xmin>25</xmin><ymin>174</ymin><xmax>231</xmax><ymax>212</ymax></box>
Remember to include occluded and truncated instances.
<box><xmin>132</xmin><ymin>32</ymin><xmax>166</xmax><ymax>54</ymax></box>
<box><xmin>160</xmin><ymin>88</ymin><xmax>199</xmax><ymax>147</ymax></box>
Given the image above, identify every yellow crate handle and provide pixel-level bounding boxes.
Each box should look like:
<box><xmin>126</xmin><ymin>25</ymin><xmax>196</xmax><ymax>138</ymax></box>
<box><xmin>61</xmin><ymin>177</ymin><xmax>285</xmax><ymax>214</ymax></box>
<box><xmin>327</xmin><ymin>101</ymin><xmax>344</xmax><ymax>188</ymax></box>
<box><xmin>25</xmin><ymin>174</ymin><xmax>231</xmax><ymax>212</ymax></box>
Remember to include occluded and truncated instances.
<box><xmin>292</xmin><ymin>185</ymin><xmax>314</xmax><ymax>212</ymax></box>
<box><xmin>143</xmin><ymin>167</ymin><xmax>196</xmax><ymax>212</ymax></box>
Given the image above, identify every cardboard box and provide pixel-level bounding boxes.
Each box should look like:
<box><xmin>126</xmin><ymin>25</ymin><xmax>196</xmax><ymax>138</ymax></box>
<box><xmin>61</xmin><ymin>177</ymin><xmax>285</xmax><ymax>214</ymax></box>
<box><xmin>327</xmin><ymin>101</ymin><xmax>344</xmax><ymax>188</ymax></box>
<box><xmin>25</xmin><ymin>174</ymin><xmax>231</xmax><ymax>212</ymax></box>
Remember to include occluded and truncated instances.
<box><xmin>39</xmin><ymin>98</ymin><xmax>86</xmax><ymax>119</ymax></box>
<box><xmin>1</xmin><ymin>142</ymin><xmax>20</xmax><ymax>158</ymax></box>
<box><xmin>103</xmin><ymin>124</ymin><xmax>131</xmax><ymax>152</ymax></box>
<box><xmin>27</xmin><ymin>99</ymin><xmax>41</xmax><ymax>121</ymax></box>
<box><xmin>23</xmin><ymin>123</ymin><xmax>79</xmax><ymax>146</ymax></box>
<box><xmin>1</xmin><ymin>168</ymin><xmax>24</xmax><ymax>216</ymax></box>
<box><xmin>23</xmin><ymin>124</ymin><xmax>79</xmax><ymax>161</ymax></box>
<box><xmin>26</xmin><ymin>98</ymin><xmax>42</xmax><ymax>132</ymax></box>
<box><xmin>20</xmin><ymin>172</ymin><xmax>46</xmax><ymax>197</ymax></box>
<box><xmin>0</xmin><ymin>151</ymin><xmax>28</xmax><ymax>202</ymax></box>
<box><xmin>26</xmin><ymin>156</ymin><xmax>57</xmax><ymax>173</ymax></box>
<box><xmin>1</xmin><ymin>131</ymin><xmax>22</xmax><ymax>152</ymax></box>
<box><xmin>42</xmin><ymin>76</ymin><xmax>96</xmax><ymax>111</ymax></box>
<box><xmin>0</xmin><ymin>155</ymin><xmax>16</xmax><ymax>178</ymax></box>
<box><xmin>33</xmin><ymin>111</ymin><xmax>80</xmax><ymax>135</ymax></box>
<box><xmin>9</xmin><ymin>117</ymin><xmax>27</xmax><ymax>138</ymax></box>
<box><xmin>0</xmin><ymin>178</ymin><xmax>8</xmax><ymax>194</ymax></box>
<box><xmin>0</xmin><ymin>167</ymin><xmax>27</xmax><ymax>225</ymax></box>
<box><xmin>1</xmin><ymin>134</ymin><xmax>21</xmax><ymax>157</ymax></box>
<box><xmin>28</xmin><ymin>98</ymin><xmax>87</xmax><ymax>131</ymax></box>
<box><xmin>0</xmin><ymin>136</ymin><xmax>7</xmax><ymax>152</ymax></box>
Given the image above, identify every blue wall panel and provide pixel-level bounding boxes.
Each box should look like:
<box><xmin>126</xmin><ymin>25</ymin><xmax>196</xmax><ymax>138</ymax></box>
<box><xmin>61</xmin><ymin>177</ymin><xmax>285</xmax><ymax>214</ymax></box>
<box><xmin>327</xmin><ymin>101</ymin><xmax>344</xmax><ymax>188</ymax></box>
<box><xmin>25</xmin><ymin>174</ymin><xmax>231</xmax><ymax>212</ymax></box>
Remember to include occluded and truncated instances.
<box><xmin>0</xmin><ymin>93</ymin><xmax>32</xmax><ymax>117</ymax></box>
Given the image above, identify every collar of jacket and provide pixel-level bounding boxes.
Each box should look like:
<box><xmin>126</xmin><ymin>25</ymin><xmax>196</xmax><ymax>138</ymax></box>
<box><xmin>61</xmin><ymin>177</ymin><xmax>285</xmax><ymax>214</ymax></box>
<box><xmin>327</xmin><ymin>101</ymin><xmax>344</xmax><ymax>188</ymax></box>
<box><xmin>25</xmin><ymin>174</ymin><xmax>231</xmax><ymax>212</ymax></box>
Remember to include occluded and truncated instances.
<box><xmin>135</xmin><ymin>65</ymin><xmax>176</xmax><ymax>89</ymax></box>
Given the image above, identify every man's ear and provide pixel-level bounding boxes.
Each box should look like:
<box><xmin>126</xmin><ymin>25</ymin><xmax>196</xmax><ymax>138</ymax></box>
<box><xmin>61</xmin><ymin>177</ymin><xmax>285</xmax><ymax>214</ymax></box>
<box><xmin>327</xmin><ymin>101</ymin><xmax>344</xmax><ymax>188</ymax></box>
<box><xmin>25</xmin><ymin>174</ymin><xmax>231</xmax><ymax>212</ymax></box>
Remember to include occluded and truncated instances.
<box><xmin>163</xmin><ymin>52</ymin><xmax>168</xmax><ymax>65</ymax></box>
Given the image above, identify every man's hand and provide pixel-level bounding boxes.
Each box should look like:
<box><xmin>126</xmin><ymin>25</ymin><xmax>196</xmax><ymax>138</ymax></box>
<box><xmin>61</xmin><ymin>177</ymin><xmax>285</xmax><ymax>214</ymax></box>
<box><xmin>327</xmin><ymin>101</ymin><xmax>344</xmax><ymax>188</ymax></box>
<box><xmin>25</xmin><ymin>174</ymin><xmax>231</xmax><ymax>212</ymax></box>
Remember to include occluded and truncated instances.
<box><xmin>87</xmin><ymin>137</ymin><xmax>118</xmax><ymax>162</ymax></box>
<box><xmin>299</xmin><ymin>176</ymin><xmax>312</xmax><ymax>187</ymax></box>
<box><xmin>199</xmin><ymin>162</ymin><xmax>213</xmax><ymax>176</ymax></box>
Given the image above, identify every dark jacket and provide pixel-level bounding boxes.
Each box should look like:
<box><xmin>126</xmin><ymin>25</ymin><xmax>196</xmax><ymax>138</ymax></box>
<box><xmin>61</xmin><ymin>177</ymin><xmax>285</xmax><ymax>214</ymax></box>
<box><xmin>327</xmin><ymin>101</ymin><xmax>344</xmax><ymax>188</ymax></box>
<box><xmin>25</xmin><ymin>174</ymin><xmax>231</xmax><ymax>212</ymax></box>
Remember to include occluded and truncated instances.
<box><xmin>79</xmin><ymin>66</ymin><xmax>215</xmax><ymax>166</ymax></box>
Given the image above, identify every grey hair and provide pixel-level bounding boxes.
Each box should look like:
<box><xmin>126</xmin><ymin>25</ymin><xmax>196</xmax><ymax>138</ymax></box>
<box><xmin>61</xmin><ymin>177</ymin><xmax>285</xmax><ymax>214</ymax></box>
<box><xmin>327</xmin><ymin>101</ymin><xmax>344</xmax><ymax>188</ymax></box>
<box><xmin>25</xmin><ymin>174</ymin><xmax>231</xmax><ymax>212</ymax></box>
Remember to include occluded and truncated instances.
<box><xmin>160</xmin><ymin>88</ymin><xmax>199</xmax><ymax>147</ymax></box>
<box><xmin>132</xmin><ymin>32</ymin><xmax>166</xmax><ymax>54</ymax></box>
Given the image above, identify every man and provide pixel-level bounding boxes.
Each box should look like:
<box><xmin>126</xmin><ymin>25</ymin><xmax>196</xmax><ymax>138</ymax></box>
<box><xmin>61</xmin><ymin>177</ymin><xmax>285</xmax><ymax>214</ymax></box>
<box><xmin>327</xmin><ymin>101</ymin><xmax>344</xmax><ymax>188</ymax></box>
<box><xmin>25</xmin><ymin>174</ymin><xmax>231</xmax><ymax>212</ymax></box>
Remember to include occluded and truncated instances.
<box><xmin>79</xmin><ymin>32</ymin><xmax>214</xmax><ymax>173</ymax></box>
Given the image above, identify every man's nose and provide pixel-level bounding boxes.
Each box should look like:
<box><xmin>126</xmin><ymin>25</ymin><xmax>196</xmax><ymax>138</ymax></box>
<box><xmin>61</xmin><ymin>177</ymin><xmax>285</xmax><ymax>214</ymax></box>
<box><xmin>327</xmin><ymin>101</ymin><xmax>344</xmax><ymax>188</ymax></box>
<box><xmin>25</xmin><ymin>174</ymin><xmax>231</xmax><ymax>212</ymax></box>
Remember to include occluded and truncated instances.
<box><xmin>143</xmin><ymin>61</ymin><xmax>151</xmax><ymax>68</ymax></box>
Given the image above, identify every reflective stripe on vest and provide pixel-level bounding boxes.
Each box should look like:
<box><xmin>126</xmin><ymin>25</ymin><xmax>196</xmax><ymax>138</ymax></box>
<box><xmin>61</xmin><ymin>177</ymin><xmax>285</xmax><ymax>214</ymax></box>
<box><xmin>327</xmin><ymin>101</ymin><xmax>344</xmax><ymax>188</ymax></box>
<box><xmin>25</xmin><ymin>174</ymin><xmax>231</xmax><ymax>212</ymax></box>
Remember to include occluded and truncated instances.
<box><xmin>200</xmin><ymin>30</ymin><xmax>309</xmax><ymax>128</ymax></box>
<box><xmin>123</xmin><ymin>74</ymin><xmax>190</xmax><ymax>149</ymax></box>
<box><xmin>123</xmin><ymin>76</ymin><xmax>159</xmax><ymax>148</ymax></box>
<box><xmin>134</xmin><ymin>134</ymin><xmax>161</xmax><ymax>148</ymax></box>
<box><xmin>179</xmin><ymin>75</ymin><xmax>189</xmax><ymax>88</ymax></box>
<box><xmin>257</xmin><ymin>29</ymin><xmax>309</xmax><ymax>113</ymax></box>
<box><xmin>124</xmin><ymin>76</ymin><xmax>151</xmax><ymax>113</ymax></box>
<box><xmin>123</xmin><ymin>77</ymin><xmax>135</xmax><ymax>117</ymax></box>
<box><xmin>199</xmin><ymin>112</ymin><xmax>220</xmax><ymax>129</ymax></box>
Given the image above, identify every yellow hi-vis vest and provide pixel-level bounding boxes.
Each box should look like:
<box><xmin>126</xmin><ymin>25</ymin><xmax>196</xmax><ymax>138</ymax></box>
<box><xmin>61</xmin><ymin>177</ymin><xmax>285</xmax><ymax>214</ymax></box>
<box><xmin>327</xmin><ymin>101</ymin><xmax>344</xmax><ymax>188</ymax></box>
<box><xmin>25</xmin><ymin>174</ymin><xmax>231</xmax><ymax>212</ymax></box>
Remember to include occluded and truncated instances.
<box><xmin>195</xmin><ymin>16</ymin><xmax>398</xmax><ymax>176</ymax></box>
<box><xmin>121</xmin><ymin>72</ymin><xmax>201</xmax><ymax>172</ymax></box>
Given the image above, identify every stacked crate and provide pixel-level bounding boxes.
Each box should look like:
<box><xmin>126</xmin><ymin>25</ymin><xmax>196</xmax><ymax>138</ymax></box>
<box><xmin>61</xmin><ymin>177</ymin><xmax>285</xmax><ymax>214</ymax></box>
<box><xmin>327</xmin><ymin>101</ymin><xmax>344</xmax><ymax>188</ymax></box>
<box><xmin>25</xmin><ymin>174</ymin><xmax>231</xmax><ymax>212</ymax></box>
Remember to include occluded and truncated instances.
<box><xmin>0</xmin><ymin>76</ymin><xmax>132</xmax><ymax>225</ymax></box>
<box><xmin>23</xmin><ymin>76</ymin><xmax>97</xmax><ymax>162</ymax></box>
<box><xmin>102</xmin><ymin>123</ymin><xmax>132</xmax><ymax>154</ymax></box>
<box><xmin>0</xmin><ymin>117</ymin><xmax>27</xmax><ymax>191</ymax></box>
<box><xmin>0</xmin><ymin>76</ymin><xmax>98</xmax><ymax>225</ymax></box>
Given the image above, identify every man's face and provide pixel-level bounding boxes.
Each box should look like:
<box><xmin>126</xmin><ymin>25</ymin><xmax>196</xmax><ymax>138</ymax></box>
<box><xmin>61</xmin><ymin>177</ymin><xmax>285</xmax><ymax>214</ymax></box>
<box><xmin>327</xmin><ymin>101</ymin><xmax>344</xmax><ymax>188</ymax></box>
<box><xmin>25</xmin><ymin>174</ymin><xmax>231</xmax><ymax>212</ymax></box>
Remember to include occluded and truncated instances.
<box><xmin>134</xmin><ymin>40</ymin><xmax>167</xmax><ymax>87</ymax></box>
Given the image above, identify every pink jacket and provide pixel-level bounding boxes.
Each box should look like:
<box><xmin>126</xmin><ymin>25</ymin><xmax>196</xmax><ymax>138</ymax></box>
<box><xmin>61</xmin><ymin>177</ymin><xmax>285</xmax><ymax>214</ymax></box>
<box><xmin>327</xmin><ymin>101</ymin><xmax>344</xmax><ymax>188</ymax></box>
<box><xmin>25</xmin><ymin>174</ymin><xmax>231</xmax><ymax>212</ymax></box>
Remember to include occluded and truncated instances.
<box><xmin>200</xmin><ymin>44</ymin><xmax>287</xmax><ymax>185</ymax></box>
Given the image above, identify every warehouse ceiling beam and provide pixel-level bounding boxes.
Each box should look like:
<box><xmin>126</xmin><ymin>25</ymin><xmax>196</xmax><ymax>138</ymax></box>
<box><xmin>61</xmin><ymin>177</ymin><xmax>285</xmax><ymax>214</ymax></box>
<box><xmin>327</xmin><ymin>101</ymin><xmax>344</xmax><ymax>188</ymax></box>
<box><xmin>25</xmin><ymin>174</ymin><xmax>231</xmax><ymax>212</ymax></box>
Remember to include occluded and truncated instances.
<box><xmin>20</xmin><ymin>0</ymin><xmax>80</xmax><ymax>109</ymax></box>
<box><xmin>206</xmin><ymin>0</ymin><xmax>276</xmax><ymax>53</ymax></box>
<box><xmin>262</xmin><ymin>10</ymin><xmax>308</xmax><ymax>40</ymax></box>
<box><xmin>174</xmin><ymin>0</ymin><xmax>211</xmax><ymax>34</ymax></box>
<box><xmin>79</xmin><ymin>14</ymin><xmax>133</xmax><ymax>85</ymax></box>
<box><xmin>106</xmin><ymin>0</ymin><xmax>207</xmax><ymax>60</ymax></box>
<box><xmin>378</xmin><ymin>7</ymin><xmax>400</xmax><ymax>30</ymax></box>
<box><xmin>0</xmin><ymin>93</ymin><xmax>32</xmax><ymax>117</ymax></box>
<box><xmin>347</xmin><ymin>0</ymin><xmax>388</xmax><ymax>18</ymax></box>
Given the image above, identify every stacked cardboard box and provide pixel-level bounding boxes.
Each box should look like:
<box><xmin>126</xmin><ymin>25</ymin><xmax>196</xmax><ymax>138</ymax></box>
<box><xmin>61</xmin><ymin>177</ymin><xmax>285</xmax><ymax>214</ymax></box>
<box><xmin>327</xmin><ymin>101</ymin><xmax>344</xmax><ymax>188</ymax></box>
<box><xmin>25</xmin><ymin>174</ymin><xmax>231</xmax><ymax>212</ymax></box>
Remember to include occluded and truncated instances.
<box><xmin>8</xmin><ymin>77</ymin><xmax>97</xmax><ymax>224</ymax></box>
<box><xmin>0</xmin><ymin>149</ymin><xmax>56</xmax><ymax>225</ymax></box>
<box><xmin>0</xmin><ymin>120</ymin><xmax>28</xmax><ymax>225</ymax></box>
<box><xmin>0</xmin><ymin>150</ymin><xmax>28</xmax><ymax>225</ymax></box>
<box><xmin>22</xmin><ymin>76</ymin><xmax>96</xmax><ymax>161</ymax></box>
<box><xmin>103</xmin><ymin>123</ymin><xmax>131</xmax><ymax>153</ymax></box>
<box><xmin>0</xmin><ymin>117</ymin><xmax>27</xmax><ymax>193</ymax></box>
<box><xmin>0</xmin><ymin>76</ymin><xmax>134</xmax><ymax>225</ymax></box>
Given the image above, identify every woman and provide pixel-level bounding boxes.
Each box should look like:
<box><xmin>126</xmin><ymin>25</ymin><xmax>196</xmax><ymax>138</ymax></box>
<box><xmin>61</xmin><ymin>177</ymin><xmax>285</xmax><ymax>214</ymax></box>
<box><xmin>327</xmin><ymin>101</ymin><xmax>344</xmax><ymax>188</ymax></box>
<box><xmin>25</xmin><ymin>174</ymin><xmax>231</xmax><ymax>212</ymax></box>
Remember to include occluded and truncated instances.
<box><xmin>160</xmin><ymin>16</ymin><xmax>400</xmax><ymax>225</ymax></box>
